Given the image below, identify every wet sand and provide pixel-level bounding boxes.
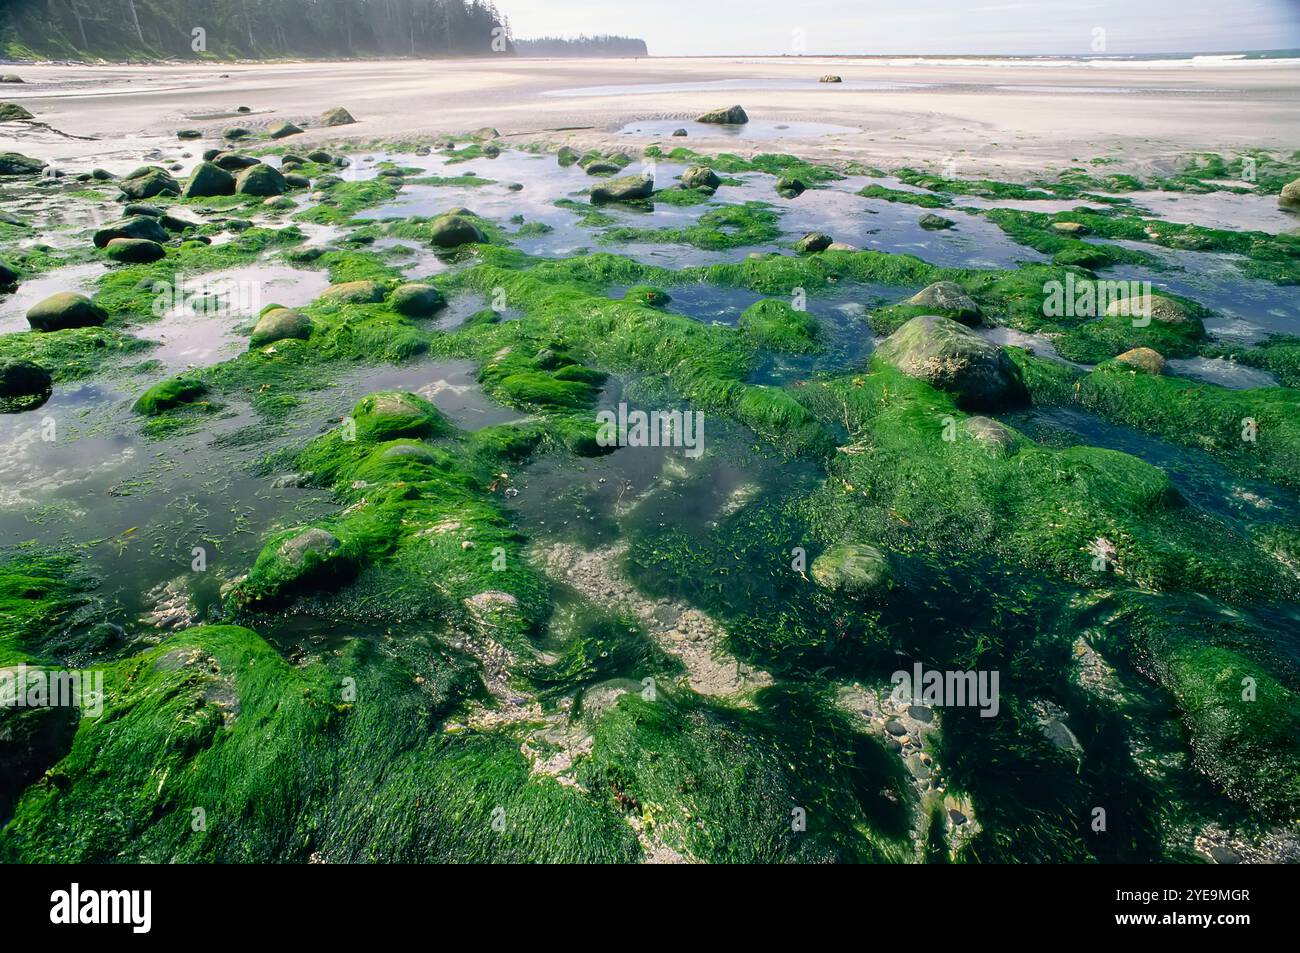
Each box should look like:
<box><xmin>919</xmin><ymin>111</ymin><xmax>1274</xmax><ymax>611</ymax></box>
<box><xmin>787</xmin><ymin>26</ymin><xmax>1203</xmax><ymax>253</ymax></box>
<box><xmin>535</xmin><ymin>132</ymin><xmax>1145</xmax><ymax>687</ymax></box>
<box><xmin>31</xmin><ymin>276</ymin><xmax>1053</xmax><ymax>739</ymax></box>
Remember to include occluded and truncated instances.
<box><xmin>1</xmin><ymin>55</ymin><xmax>1298</xmax><ymax>181</ymax></box>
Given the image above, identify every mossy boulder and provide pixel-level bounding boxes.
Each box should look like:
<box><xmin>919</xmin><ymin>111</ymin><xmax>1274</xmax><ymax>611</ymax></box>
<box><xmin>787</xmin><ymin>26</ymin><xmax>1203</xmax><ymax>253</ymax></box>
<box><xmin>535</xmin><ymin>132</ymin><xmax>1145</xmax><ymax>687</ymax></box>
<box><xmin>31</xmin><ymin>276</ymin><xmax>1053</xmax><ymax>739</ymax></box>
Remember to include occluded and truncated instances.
<box><xmin>584</xmin><ymin>160</ymin><xmax>622</xmax><ymax>176</ymax></box>
<box><xmin>118</xmin><ymin>167</ymin><xmax>179</xmax><ymax>199</ymax></box>
<box><xmin>104</xmin><ymin>238</ymin><xmax>165</xmax><ymax>264</ymax></box>
<box><xmin>236</xmin><ymin>527</ymin><xmax>356</xmax><ymax>608</ymax></box>
<box><xmin>919</xmin><ymin>213</ymin><xmax>955</xmax><ymax>230</ymax></box>
<box><xmin>268</xmin><ymin>121</ymin><xmax>303</xmax><ymax>139</ymax></box>
<box><xmin>962</xmin><ymin>415</ymin><xmax>1019</xmax><ymax>455</ymax></box>
<box><xmin>132</xmin><ymin>376</ymin><xmax>208</xmax><ymax>415</ymax></box>
<box><xmin>811</xmin><ymin>543</ymin><xmax>895</xmax><ymax>599</ymax></box>
<box><xmin>0</xmin><ymin>261</ymin><xmax>17</xmax><ymax>287</ymax></box>
<box><xmin>213</xmin><ymin>152</ymin><xmax>259</xmax><ymax>171</ymax></box>
<box><xmin>351</xmin><ymin>391</ymin><xmax>449</xmax><ymax>441</ymax></box>
<box><xmin>904</xmin><ymin>280</ymin><xmax>980</xmax><ymax>324</ymax></box>
<box><xmin>320</xmin><ymin>280</ymin><xmax>386</xmax><ymax>305</ymax></box>
<box><xmin>794</xmin><ymin>231</ymin><xmax>833</xmax><ymax>253</ymax></box>
<box><xmin>680</xmin><ymin>165</ymin><xmax>721</xmax><ymax>191</ymax></box>
<box><xmin>696</xmin><ymin>105</ymin><xmax>748</xmax><ymax>124</ymax></box>
<box><xmin>175</xmin><ymin>128</ymin><xmax>201</xmax><ymax>139</ymax></box>
<box><xmin>0</xmin><ymin>75</ymin><xmax>23</xmax><ymax>83</ymax></box>
<box><xmin>235</xmin><ymin>164</ymin><xmax>288</xmax><ymax>196</ymax></box>
<box><xmin>739</xmin><ymin>299</ymin><xmax>821</xmax><ymax>353</ymax></box>
<box><xmin>0</xmin><ymin>359</ymin><xmax>53</xmax><ymax>410</ymax></box>
<box><xmin>1113</xmin><ymin>347</ymin><xmax>1166</xmax><ymax>374</ymax></box>
<box><xmin>429</xmin><ymin>214</ymin><xmax>487</xmax><ymax>248</ymax></box>
<box><xmin>1050</xmin><ymin>221</ymin><xmax>1090</xmax><ymax>236</ymax></box>
<box><xmin>183</xmin><ymin>161</ymin><xmax>236</xmax><ymax>198</ymax></box>
<box><xmin>775</xmin><ymin>176</ymin><xmax>806</xmax><ymax>198</ymax></box>
<box><xmin>1103</xmin><ymin>293</ymin><xmax>1195</xmax><ymax>325</ymax></box>
<box><xmin>26</xmin><ymin>293</ymin><xmax>108</xmax><ymax>332</ymax></box>
<box><xmin>590</xmin><ymin>174</ymin><xmax>654</xmax><ymax>203</ymax></box>
<box><xmin>1278</xmin><ymin>178</ymin><xmax>1300</xmax><ymax>210</ymax></box>
<box><xmin>319</xmin><ymin>106</ymin><xmax>356</xmax><ymax>127</ymax></box>
<box><xmin>222</xmin><ymin>126</ymin><xmax>251</xmax><ymax>140</ymax></box>
<box><xmin>389</xmin><ymin>283</ymin><xmax>447</xmax><ymax>317</ymax></box>
<box><xmin>0</xmin><ymin>152</ymin><xmax>44</xmax><ymax>176</ymax></box>
<box><xmin>0</xmin><ymin>102</ymin><xmax>33</xmax><ymax>121</ymax></box>
<box><xmin>93</xmin><ymin>216</ymin><xmax>169</xmax><ymax>248</ymax></box>
<box><xmin>875</xmin><ymin>315</ymin><xmax>1029</xmax><ymax>410</ymax></box>
<box><xmin>624</xmin><ymin>285</ymin><xmax>671</xmax><ymax>308</ymax></box>
<box><xmin>249</xmin><ymin>308</ymin><xmax>313</xmax><ymax>347</ymax></box>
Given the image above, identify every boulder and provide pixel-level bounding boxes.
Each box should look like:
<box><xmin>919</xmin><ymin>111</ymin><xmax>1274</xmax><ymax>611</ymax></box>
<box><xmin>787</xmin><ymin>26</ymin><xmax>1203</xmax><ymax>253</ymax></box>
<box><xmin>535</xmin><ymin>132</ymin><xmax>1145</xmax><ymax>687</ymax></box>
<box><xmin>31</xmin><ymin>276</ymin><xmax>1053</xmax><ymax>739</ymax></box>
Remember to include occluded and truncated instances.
<box><xmin>235</xmin><ymin>163</ymin><xmax>288</xmax><ymax>196</ymax></box>
<box><xmin>963</xmin><ymin>416</ymin><xmax>1018</xmax><ymax>455</ymax></box>
<box><xmin>176</xmin><ymin>129</ymin><xmax>202</xmax><ymax>140</ymax></box>
<box><xmin>320</xmin><ymin>280</ymin><xmax>386</xmax><ymax>305</ymax></box>
<box><xmin>1103</xmin><ymin>293</ymin><xmax>1192</xmax><ymax>325</ymax></box>
<box><xmin>471</xmin><ymin>127</ymin><xmax>499</xmax><ymax>140</ymax></box>
<box><xmin>0</xmin><ymin>261</ymin><xmax>17</xmax><ymax>287</ymax></box>
<box><xmin>590</xmin><ymin>174</ymin><xmax>654</xmax><ymax>203</ymax></box>
<box><xmin>104</xmin><ymin>238</ymin><xmax>166</xmax><ymax>264</ymax></box>
<box><xmin>0</xmin><ymin>152</ymin><xmax>44</xmax><ymax>176</ymax></box>
<box><xmin>183</xmin><ymin>161</ymin><xmax>237</xmax><ymax>198</ymax></box>
<box><xmin>118</xmin><ymin>167</ymin><xmax>180</xmax><ymax>199</ymax></box>
<box><xmin>819</xmin><ymin>74</ymin><xmax>843</xmax><ymax>83</ymax></box>
<box><xmin>250</xmin><ymin>308</ymin><xmax>313</xmax><ymax>347</ymax></box>
<box><xmin>351</xmin><ymin>391</ymin><xmax>448</xmax><ymax>441</ymax></box>
<box><xmin>875</xmin><ymin>315</ymin><xmax>1029</xmax><ymax>409</ymax></box>
<box><xmin>389</xmin><ymin>283</ymin><xmax>446</xmax><ymax>317</ymax></box>
<box><xmin>584</xmin><ymin>160</ymin><xmax>623</xmax><ymax>176</ymax></box>
<box><xmin>0</xmin><ymin>359</ymin><xmax>52</xmax><ymax>404</ymax></box>
<box><xmin>811</xmin><ymin>543</ymin><xmax>895</xmax><ymax>599</ymax></box>
<box><xmin>671</xmin><ymin>128</ymin><xmax>688</xmax><ymax>137</ymax></box>
<box><xmin>93</xmin><ymin>216</ymin><xmax>169</xmax><ymax>248</ymax></box>
<box><xmin>306</xmin><ymin>150</ymin><xmax>333</xmax><ymax>164</ymax></box>
<box><xmin>0</xmin><ymin>75</ymin><xmax>23</xmax><ymax>83</ymax></box>
<box><xmin>428</xmin><ymin>213</ymin><xmax>487</xmax><ymax>247</ymax></box>
<box><xmin>1278</xmin><ymin>178</ymin><xmax>1300</xmax><ymax>210</ymax></box>
<box><xmin>133</xmin><ymin>376</ymin><xmax>208</xmax><ymax>415</ymax></box>
<box><xmin>222</xmin><ymin>126</ymin><xmax>251</xmax><ymax>140</ymax></box>
<box><xmin>268</xmin><ymin>121</ymin><xmax>303</xmax><ymax>139</ymax></box>
<box><xmin>0</xmin><ymin>102</ymin><xmax>33</xmax><ymax>121</ymax></box>
<box><xmin>26</xmin><ymin>293</ymin><xmax>108</xmax><ymax>332</ymax></box>
<box><xmin>213</xmin><ymin>152</ymin><xmax>260</xmax><ymax>171</ymax></box>
<box><xmin>680</xmin><ymin>165</ymin><xmax>720</xmax><ymax>191</ymax></box>
<box><xmin>904</xmin><ymin>280</ymin><xmax>980</xmax><ymax>324</ymax></box>
<box><xmin>123</xmin><ymin>203</ymin><xmax>162</xmax><ymax>217</ymax></box>
<box><xmin>794</xmin><ymin>231</ymin><xmax>833</xmax><ymax>253</ymax></box>
<box><xmin>319</xmin><ymin>106</ymin><xmax>356</xmax><ymax>127</ymax></box>
<box><xmin>1114</xmin><ymin>347</ymin><xmax>1166</xmax><ymax>374</ymax></box>
<box><xmin>556</xmin><ymin>147</ymin><xmax>579</xmax><ymax>167</ymax></box>
<box><xmin>919</xmin><ymin>213</ymin><xmax>955</xmax><ymax>230</ymax></box>
<box><xmin>1050</xmin><ymin>221</ymin><xmax>1090</xmax><ymax>235</ymax></box>
<box><xmin>696</xmin><ymin>105</ymin><xmax>748</xmax><ymax>124</ymax></box>
<box><xmin>283</xmin><ymin>173</ymin><xmax>310</xmax><ymax>189</ymax></box>
<box><xmin>775</xmin><ymin>176</ymin><xmax>806</xmax><ymax>198</ymax></box>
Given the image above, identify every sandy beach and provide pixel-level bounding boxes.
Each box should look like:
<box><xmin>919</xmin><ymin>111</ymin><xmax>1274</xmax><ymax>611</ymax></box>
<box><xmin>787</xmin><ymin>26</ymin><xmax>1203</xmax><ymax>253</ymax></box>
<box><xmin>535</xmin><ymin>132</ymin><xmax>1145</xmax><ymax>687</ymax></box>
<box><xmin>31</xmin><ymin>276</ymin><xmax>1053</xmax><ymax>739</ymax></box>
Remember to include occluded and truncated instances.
<box><xmin>2</xmin><ymin>55</ymin><xmax>1297</xmax><ymax>180</ymax></box>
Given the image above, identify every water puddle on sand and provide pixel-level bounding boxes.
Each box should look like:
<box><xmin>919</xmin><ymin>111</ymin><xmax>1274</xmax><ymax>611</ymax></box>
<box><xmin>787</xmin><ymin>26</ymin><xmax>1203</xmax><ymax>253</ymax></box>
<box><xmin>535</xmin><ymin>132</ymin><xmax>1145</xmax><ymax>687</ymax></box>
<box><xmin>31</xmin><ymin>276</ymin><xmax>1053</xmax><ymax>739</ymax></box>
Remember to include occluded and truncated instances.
<box><xmin>0</xmin><ymin>261</ymin><xmax>110</xmax><ymax>332</ymax></box>
<box><xmin>545</xmin><ymin>79</ymin><xmax>930</xmax><ymax>98</ymax></box>
<box><xmin>1164</xmin><ymin>356</ymin><xmax>1278</xmax><ymax>389</ymax></box>
<box><xmin>1119</xmin><ymin>189</ymin><xmax>1300</xmax><ymax>234</ymax></box>
<box><xmin>617</xmin><ymin>118</ymin><xmax>861</xmax><ymax>140</ymax></box>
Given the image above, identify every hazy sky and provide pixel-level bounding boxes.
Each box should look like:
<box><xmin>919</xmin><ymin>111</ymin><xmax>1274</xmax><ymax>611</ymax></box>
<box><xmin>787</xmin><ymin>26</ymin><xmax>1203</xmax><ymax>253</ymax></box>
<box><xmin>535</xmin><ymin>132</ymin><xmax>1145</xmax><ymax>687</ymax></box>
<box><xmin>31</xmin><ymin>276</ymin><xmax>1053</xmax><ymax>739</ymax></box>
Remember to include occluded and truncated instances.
<box><xmin>498</xmin><ymin>0</ymin><xmax>1300</xmax><ymax>56</ymax></box>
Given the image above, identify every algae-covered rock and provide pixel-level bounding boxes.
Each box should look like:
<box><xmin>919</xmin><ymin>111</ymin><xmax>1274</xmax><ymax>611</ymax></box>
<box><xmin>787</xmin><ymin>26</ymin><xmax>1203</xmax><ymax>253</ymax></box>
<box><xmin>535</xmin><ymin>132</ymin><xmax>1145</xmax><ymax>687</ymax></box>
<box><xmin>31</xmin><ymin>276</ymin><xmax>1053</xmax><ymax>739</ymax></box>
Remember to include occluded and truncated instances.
<box><xmin>320</xmin><ymin>280</ymin><xmax>386</xmax><ymax>305</ymax></box>
<box><xmin>739</xmin><ymin>299</ymin><xmax>821</xmax><ymax>354</ymax></box>
<box><xmin>962</xmin><ymin>415</ymin><xmax>1018</xmax><ymax>455</ymax></box>
<box><xmin>696</xmin><ymin>105</ymin><xmax>748</xmax><ymax>124</ymax></box>
<box><xmin>919</xmin><ymin>213</ymin><xmax>955</xmax><ymax>230</ymax></box>
<box><xmin>904</xmin><ymin>280</ymin><xmax>980</xmax><ymax>324</ymax></box>
<box><xmin>875</xmin><ymin>315</ymin><xmax>1029</xmax><ymax>409</ymax></box>
<box><xmin>624</xmin><ymin>286</ymin><xmax>671</xmax><ymax>308</ymax></box>
<box><xmin>556</xmin><ymin>146</ymin><xmax>580</xmax><ymax>166</ymax></box>
<box><xmin>118</xmin><ymin>167</ymin><xmax>180</xmax><ymax>199</ymax></box>
<box><xmin>0</xmin><ymin>261</ymin><xmax>17</xmax><ymax>287</ymax></box>
<box><xmin>133</xmin><ymin>376</ymin><xmax>208</xmax><ymax>415</ymax></box>
<box><xmin>176</xmin><ymin>128</ymin><xmax>201</xmax><ymax>140</ymax></box>
<box><xmin>672</xmin><ymin>128</ymin><xmax>688</xmax><ymax>137</ymax></box>
<box><xmin>93</xmin><ymin>216</ymin><xmax>169</xmax><ymax>248</ymax></box>
<box><xmin>0</xmin><ymin>152</ymin><xmax>44</xmax><ymax>176</ymax></box>
<box><xmin>250</xmin><ymin>308</ymin><xmax>313</xmax><ymax>347</ymax></box>
<box><xmin>680</xmin><ymin>165</ymin><xmax>720</xmax><ymax>191</ymax></box>
<box><xmin>389</xmin><ymin>283</ymin><xmax>446</xmax><ymax>317</ymax></box>
<box><xmin>319</xmin><ymin>106</ymin><xmax>356</xmax><ymax>127</ymax></box>
<box><xmin>351</xmin><ymin>391</ymin><xmax>449</xmax><ymax>441</ymax></box>
<box><xmin>0</xmin><ymin>75</ymin><xmax>23</xmax><ymax>83</ymax></box>
<box><xmin>1103</xmin><ymin>293</ymin><xmax>1193</xmax><ymax>325</ymax></box>
<box><xmin>26</xmin><ymin>293</ymin><xmax>107</xmax><ymax>332</ymax></box>
<box><xmin>429</xmin><ymin>213</ymin><xmax>487</xmax><ymax>247</ymax></box>
<box><xmin>104</xmin><ymin>238</ymin><xmax>166</xmax><ymax>264</ymax></box>
<box><xmin>584</xmin><ymin>160</ymin><xmax>622</xmax><ymax>176</ymax></box>
<box><xmin>590</xmin><ymin>174</ymin><xmax>654</xmax><ymax>203</ymax></box>
<box><xmin>235</xmin><ymin>163</ymin><xmax>288</xmax><ymax>196</ymax></box>
<box><xmin>819</xmin><ymin>74</ymin><xmax>843</xmax><ymax>83</ymax></box>
<box><xmin>811</xmin><ymin>543</ymin><xmax>895</xmax><ymax>599</ymax></box>
<box><xmin>794</xmin><ymin>231</ymin><xmax>833</xmax><ymax>253</ymax></box>
<box><xmin>268</xmin><ymin>121</ymin><xmax>303</xmax><ymax>139</ymax></box>
<box><xmin>0</xmin><ymin>359</ymin><xmax>53</xmax><ymax>409</ymax></box>
<box><xmin>1050</xmin><ymin>221</ymin><xmax>1090</xmax><ymax>235</ymax></box>
<box><xmin>213</xmin><ymin>152</ymin><xmax>259</xmax><ymax>171</ymax></box>
<box><xmin>0</xmin><ymin>102</ymin><xmax>33</xmax><ymax>121</ymax></box>
<box><xmin>1278</xmin><ymin>177</ymin><xmax>1300</xmax><ymax>210</ymax></box>
<box><xmin>183</xmin><ymin>161</ymin><xmax>236</xmax><ymax>198</ymax></box>
<box><xmin>775</xmin><ymin>176</ymin><xmax>805</xmax><ymax>198</ymax></box>
<box><xmin>1114</xmin><ymin>347</ymin><xmax>1166</xmax><ymax>374</ymax></box>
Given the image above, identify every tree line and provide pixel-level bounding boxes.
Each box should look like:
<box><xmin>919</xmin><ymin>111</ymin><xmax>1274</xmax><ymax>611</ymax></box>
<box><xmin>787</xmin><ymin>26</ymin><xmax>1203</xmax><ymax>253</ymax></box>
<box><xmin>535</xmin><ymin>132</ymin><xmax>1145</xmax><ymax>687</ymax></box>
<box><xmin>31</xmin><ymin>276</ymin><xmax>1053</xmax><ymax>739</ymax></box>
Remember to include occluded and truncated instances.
<box><xmin>514</xmin><ymin>35</ymin><xmax>648</xmax><ymax>57</ymax></box>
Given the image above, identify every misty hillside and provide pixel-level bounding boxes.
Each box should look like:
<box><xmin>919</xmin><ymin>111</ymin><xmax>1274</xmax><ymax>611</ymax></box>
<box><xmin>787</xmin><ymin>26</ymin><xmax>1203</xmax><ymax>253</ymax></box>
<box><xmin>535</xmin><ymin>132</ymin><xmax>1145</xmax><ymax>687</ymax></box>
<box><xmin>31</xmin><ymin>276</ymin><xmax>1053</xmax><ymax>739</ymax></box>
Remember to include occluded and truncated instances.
<box><xmin>514</xmin><ymin>35</ymin><xmax>648</xmax><ymax>57</ymax></box>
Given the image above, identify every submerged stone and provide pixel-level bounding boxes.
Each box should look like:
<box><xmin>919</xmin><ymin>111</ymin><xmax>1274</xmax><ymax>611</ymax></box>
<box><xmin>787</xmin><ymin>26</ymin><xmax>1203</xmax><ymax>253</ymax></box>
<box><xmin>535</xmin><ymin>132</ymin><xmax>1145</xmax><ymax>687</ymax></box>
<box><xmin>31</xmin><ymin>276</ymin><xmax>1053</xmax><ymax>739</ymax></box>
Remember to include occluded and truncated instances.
<box><xmin>624</xmin><ymin>285</ymin><xmax>671</xmax><ymax>307</ymax></box>
<box><xmin>875</xmin><ymin>315</ymin><xmax>1029</xmax><ymax>410</ymax></box>
<box><xmin>26</xmin><ymin>293</ymin><xmax>108</xmax><ymax>332</ymax></box>
<box><xmin>811</xmin><ymin>542</ymin><xmax>895</xmax><ymax>599</ymax></box>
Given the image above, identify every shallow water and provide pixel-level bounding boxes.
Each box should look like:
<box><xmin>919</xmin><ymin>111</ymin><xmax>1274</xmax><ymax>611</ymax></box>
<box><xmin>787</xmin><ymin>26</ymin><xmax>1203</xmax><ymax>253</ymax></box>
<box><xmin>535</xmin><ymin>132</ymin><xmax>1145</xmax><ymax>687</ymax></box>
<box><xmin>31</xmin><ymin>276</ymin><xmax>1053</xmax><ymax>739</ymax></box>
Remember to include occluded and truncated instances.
<box><xmin>617</xmin><ymin>118</ymin><xmax>862</xmax><ymax>140</ymax></box>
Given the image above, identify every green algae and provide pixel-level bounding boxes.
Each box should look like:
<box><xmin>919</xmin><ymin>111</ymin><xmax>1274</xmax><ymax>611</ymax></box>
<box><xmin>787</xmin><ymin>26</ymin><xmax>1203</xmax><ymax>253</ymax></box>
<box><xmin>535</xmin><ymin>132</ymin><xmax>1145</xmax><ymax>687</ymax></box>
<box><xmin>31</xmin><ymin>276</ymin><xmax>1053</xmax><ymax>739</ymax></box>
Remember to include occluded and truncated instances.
<box><xmin>600</xmin><ymin>201</ymin><xmax>781</xmax><ymax>250</ymax></box>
